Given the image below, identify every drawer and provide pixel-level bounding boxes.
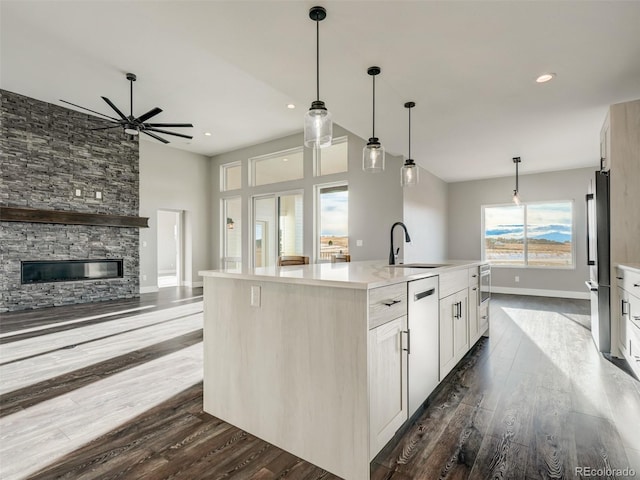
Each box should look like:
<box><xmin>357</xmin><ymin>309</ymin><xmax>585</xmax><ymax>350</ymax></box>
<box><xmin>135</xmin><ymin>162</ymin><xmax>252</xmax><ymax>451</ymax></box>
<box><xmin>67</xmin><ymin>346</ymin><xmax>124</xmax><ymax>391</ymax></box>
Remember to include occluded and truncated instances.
<box><xmin>439</xmin><ymin>269</ymin><xmax>468</xmax><ymax>299</ymax></box>
<box><xmin>616</xmin><ymin>267</ymin><xmax>640</xmax><ymax>297</ymax></box>
<box><xmin>628</xmin><ymin>321</ymin><xmax>640</xmax><ymax>369</ymax></box>
<box><xmin>369</xmin><ymin>282</ymin><xmax>407</xmax><ymax>329</ymax></box>
<box><xmin>468</xmin><ymin>267</ymin><xmax>480</xmax><ymax>287</ymax></box>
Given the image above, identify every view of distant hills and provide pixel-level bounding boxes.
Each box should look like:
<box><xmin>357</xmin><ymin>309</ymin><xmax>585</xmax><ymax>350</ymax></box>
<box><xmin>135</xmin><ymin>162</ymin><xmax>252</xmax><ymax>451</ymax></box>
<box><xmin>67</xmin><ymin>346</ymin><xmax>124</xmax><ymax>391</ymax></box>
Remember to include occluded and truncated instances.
<box><xmin>486</xmin><ymin>224</ymin><xmax>572</xmax><ymax>243</ymax></box>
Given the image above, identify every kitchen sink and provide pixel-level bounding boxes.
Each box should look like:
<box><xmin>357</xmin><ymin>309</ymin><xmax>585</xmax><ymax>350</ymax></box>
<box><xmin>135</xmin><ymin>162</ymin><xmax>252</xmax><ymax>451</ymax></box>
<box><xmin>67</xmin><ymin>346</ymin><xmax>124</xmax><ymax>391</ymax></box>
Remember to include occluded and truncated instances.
<box><xmin>390</xmin><ymin>263</ymin><xmax>449</xmax><ymax>268</ymax></box>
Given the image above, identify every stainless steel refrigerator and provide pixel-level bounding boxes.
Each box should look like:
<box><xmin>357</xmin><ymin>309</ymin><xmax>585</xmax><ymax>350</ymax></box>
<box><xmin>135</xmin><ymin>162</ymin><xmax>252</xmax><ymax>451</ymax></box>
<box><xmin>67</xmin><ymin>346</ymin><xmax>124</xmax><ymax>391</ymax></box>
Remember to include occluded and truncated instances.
<box><xmin>585</xmin><ymin>170</ymin><xmax>610</xmax><ymax>353</ymax></box>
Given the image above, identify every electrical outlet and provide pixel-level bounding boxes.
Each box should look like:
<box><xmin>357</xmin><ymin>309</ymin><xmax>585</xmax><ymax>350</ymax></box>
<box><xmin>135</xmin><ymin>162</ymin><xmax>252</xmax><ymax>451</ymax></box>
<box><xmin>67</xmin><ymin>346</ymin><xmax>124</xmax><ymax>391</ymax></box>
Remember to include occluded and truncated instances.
<box><xmin>142</xmin><ymin>241</ymin><xmax>147</xmax><ymax>247</ymax></box>
<box><xmin>515</xmin><ymin>276</ymin><xmax>520</xmax><ymax>283</ymax></box>
<box><xmin>143</xmin><ymin>274</ymin><xmax>147</xmax><ymax>281</ymax></box>
<box><xmin>95</xmin><ymin>191</ymin><xmax>102</xmax><ymax>200</ymax></box>
<box><xmin>356</xmin><ymin>239</ymin><xmax>363</xmax><ymax>247</ymax></box>
<box><xmin>250</xmin><ymin>285</ymin><xmax>261</xmax><ymax>307</ymax></box>
<box><xmin>74</xmin><ymin>189</ymin><xmax>82</xmax><ymax>197</ymax></box>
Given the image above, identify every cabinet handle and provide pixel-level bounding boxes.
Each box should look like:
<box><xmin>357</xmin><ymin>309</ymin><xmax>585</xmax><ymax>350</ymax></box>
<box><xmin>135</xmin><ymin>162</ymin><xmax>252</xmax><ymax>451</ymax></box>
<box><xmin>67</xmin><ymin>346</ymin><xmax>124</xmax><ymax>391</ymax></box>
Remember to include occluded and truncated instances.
<box><xmin>472</xmin><ymin>274</ymin><xmax>477</xmax><ymax>278</ymax></box>
<box><xmin>634</xmin><ymin>283</ymin><xmax>640</xmax><ymax>288</ymax></box>
<box><xmin>382</xmin><ymin>299</ymin><xmax>401</xmax><ymax>307</ymax></box>
<box><xmin>621</xmin><ymin>299</ymin><xmax>629</xmax><ymax>316</ymax></box>
<box><xmin>481</xmin><ymin>315</ymin><xmax>488</xmax><ymax>319</ymax></box>
<box><xmin>616</xmin><ymin>276</ymin><xmax>624</xmax><ymax>280</ymax></box>
<box><xmin>472</xmin><ymin>287</ymin><xmax>477</xmax><ymax>291</ymax></box>
<box><xmin>633</xmin><ymin>316</ymin><xmax>640</xmax><ymax>321</ymax></box>
<box><xmin>452</xmin><ymin>302</ymin><xmax>458</xmax><ymax>319</ymax></box>
<box><xmin>402</xmin><ymin>329</ymin><xmax>410</xmax><ymax>354</ymax></box>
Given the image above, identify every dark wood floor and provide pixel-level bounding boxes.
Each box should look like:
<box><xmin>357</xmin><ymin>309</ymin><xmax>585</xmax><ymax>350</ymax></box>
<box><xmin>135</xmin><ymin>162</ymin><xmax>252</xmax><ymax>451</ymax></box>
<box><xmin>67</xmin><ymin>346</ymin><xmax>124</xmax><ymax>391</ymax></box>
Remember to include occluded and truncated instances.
<box><xmin>1</xmin><ymin>291</ymin><xmax>639</xmax><ymax>479</ymax></box>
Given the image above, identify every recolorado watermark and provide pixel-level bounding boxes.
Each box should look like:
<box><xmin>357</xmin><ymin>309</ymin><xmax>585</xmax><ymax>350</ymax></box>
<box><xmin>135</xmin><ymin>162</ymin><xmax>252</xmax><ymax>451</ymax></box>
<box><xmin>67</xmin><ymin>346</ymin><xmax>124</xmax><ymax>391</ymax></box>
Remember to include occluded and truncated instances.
<box><xmin>575</xmin><ymin>466</ymin><xmax>636</xmax><ymax>477</ymax></box>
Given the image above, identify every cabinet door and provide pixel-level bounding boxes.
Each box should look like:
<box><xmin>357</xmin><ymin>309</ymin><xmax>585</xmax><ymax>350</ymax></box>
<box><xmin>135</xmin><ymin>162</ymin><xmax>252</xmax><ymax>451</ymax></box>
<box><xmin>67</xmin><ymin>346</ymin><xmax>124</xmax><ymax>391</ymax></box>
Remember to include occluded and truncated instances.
<box><xmin>439</xmin><ymin>294</ymin><xmax>456</xmax><ymax>380</ymax></box>
<box><xmin>618</xmin><ymin>286</ymin><xmax>629</xmax><ymax>353</ymax></box>
<box><xmin>468</xmin><ymin>285</ymin><xmax>479</xmax><ymax>344</ymax></box>
<box><xmin>369</xmin><ymin>315</ymin><xmax>408</xmax><ymax>459</ymax></box>
<box><xmin>479</xmin><ymin>303</ymin><xmax>489</xmax><ymax>334</ymax></box>
<box><xmin>454</xmin><ymin>290</ymin><xmax>470</xmax><ymax>361</ymax></box>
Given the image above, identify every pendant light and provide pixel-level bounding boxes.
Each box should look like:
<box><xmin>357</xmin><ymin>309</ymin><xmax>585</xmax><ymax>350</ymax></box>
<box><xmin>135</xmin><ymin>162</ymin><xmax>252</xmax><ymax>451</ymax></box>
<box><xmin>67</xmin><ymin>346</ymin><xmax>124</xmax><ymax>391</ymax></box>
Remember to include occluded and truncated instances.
<box><xmin>363</xmin><ymin>66</ymin><xmax>385</xmax><ymax>172</ymax></box>
<box><xmin>401</xmin><ymin>102</ymin><xmax>419</xmax><ymax>187</ymax></box>
<box><xmin>304</xmin><ymin>6</ymin><xmax>332</xmax><ymax>149</ymax></box>
<box><xmin>512</xmin><ymin>157</ymin><xmax>522</xmax><ymax>205</ymax></box>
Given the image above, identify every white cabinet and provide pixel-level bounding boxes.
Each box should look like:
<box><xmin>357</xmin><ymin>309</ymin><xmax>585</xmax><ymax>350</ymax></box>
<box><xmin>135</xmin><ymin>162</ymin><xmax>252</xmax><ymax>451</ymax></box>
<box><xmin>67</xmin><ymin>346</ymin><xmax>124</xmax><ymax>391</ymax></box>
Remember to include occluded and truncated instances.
<box><xmin>617</xmin><ymin>266</ymin><xmax>640</xmax><ymax>378</ymax></box>
<box><xmin>368</xmin><ymin>315</ymin><xmax>408</xmax><ymax>459</ymax></box>
<box><xmin>468</xmin><ymin>268</ymin><xmax>480</xmax><ymax>344</ymax></box>
<box><xmin>368</xmin><ymin>283</ymin><xmax>408</xmax><ymax>459</ymax></box>
<box><xmin>439</xmin><ymin>286</ymin><xmax>469</xmax><ymax>380</ymax></box>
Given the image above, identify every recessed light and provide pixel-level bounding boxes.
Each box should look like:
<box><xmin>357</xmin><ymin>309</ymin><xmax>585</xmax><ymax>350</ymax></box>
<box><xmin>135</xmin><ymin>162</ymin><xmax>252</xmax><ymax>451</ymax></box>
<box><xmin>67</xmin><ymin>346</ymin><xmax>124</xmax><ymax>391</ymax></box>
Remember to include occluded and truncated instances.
<box><xmin>536</xmin><ymin>73</ymin><xmax>556</xmax><ymax>83</ymax></box>
<box><xmin>287</xmin><ymin>103</ymin><xmax>296</xmax><ymax>109</ymax></box>
<box><xmin>204</xmin><ymin>132</ymin><xmax>212</xmax><ymax>136</ymax></box>
<box><xmin>282</xmin><ymin>158</ymin><xmax>289</xmax><ymax>162</ymax></box>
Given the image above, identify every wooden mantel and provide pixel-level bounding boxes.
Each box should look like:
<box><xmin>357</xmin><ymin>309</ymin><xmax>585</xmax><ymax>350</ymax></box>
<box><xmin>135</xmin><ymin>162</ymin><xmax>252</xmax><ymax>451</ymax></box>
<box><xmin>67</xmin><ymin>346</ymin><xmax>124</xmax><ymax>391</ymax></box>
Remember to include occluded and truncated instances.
<box><xmin>0</xmin><ymin>206</ymin><xmax>149</xmax><ymax>228</ymax></box>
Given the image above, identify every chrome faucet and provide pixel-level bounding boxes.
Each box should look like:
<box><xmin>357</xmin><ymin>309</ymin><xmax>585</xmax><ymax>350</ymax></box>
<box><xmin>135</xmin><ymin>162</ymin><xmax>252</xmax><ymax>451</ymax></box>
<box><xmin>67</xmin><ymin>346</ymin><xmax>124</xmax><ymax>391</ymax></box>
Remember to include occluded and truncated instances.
<box><xmin>389</xmin><ymin>222</ymin><xmax>411</xmax><ymax>265</ymax></box>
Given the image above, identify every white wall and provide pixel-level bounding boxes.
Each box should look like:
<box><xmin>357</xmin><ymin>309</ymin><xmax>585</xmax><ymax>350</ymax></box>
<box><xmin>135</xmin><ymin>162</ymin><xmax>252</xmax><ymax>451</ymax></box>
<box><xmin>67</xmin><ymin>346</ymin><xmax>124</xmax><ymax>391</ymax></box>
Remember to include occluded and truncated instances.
<box><xmin>448</xmin><ymin>166</ymin><xmax>596</xmax><ymax>297</ymax></box>
<box><xmin>403</xmin><ymin>166</ymin><xmax>448</xmax><ymax>262</ymax></box>
<box><xmin>210</xmin><ymin>125</ymin><xmax>406</xmax><ymax>269</ymax></box>
<box><xmin>139</xmin><ymin>140</ymin><xmax>211</xmax><ymax>291</ymax></box>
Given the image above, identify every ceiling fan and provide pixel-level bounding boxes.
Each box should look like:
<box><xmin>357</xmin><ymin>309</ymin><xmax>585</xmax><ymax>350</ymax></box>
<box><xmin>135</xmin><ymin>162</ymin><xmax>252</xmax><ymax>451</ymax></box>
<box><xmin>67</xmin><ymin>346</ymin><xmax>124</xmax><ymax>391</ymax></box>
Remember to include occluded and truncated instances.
<box><xmin>60</xmin><ymin>73</ymin><xmax>193</xmax><ymax>144</ymax></box>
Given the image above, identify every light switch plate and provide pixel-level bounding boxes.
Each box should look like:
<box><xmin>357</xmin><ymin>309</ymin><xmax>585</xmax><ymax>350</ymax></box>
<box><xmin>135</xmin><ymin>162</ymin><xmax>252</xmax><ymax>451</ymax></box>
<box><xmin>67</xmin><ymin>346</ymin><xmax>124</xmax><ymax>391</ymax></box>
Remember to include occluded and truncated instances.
<box><xmin>74</xmin><ymin>189</ymin><xmax>82</xmax><ymax>197</ymax></box>
<box><xmin>95</xmin><ymin>191</ymin><xmax>102</xmax><ymax>200</ymax></box>
<box><xmin>250</xmin><ymin>285</ymin><xmax>261</xmax><ymax>307</ymax></box>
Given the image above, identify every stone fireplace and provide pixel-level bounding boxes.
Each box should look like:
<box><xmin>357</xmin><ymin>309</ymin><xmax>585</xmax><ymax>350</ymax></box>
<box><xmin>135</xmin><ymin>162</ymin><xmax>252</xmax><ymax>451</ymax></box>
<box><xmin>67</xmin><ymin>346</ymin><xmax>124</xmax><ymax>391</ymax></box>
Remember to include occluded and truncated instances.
<box><xmin>0</xmin><ymin>89</ymin><xmax>145</xmax><ymax>312</ymax></box>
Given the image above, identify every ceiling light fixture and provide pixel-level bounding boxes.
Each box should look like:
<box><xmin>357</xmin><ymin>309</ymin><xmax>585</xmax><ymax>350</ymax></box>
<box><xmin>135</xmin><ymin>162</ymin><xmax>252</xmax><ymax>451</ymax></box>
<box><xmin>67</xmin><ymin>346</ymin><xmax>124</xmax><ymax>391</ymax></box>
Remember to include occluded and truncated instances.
<box><xmin>401</xmin><ymin>102</ymin><xmax>419</xmax><ymax>187</ymax></box>
<box><xmin>363</xmin><ymin>66</ymin><xmax>385</xmax><ymax>172</ymax></box>
<box><xmin>287</xmin><ymin>104</ymin><xmax>296</xmax><ymax>109</ymax></box>
<box><xmin>124</xmin><ymin>127</ymin><xmax>139</xmax><ymax>136</ymax></box>
<box><xmin>204</xmin><ymin>132</ymin><xmax>212</xmax><ymax>136</ymax></box>
<box><xmin>512</xmin><ymin>156</ymin><xmax>522</xmax><ymax>205</ymax></box>
<box><xmin>536</xmin><ymin>73</ymin><xmax>556</xmax><ymax>83</ymax></box>
<box><xmin>303</xmin><ymin>6</ymin><xmax>332</xmax><ymax>149</ymax></box>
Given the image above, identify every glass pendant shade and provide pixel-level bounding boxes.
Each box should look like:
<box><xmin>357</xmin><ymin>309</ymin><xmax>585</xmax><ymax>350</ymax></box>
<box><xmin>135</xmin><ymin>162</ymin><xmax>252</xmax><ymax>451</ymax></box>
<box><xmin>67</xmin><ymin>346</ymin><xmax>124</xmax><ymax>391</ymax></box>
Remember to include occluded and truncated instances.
<box><xmin>304</xmin><ymin>103</ymin><xmax>332</xmax><ymax>149</ymax></box>
<box><xmin>363</xmin><ymin>137</ymin><xmax>385</xmax><ymax>172</ymax></box>
<box><xmin>401</xmin><ymin>159</ymin><xmax>418</xmax><ymax>187</ymax></box>
<box><xmin>512</xmin><ymin>191</ymin><xmax>521</xmax><ymax>206</ymax></box>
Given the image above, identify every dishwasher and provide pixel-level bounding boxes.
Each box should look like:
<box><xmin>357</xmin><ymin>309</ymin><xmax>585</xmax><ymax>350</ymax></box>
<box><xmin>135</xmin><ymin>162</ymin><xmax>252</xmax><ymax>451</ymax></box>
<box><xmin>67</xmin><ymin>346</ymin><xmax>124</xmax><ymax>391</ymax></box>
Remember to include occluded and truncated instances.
<box><xmin>407</xmin><ymin>276</ymin><xmax>439</xmax><ymax>418</ymax></box>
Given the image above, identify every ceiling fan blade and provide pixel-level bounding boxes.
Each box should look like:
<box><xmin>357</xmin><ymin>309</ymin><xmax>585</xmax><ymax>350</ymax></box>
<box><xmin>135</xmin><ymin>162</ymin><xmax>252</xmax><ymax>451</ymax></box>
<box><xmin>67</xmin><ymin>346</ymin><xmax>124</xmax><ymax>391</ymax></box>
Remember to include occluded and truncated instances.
<box><xmin>59</xmin><ymin>100</ymin><xmax>119</xmax><ymax>121</ymax></box>
<box><xmin>90</xmin><ymin>124</ymin><xmax>122</xmax><ymax>131</ymax></box>
<box><xmin>144</xmin><ymin>123</ymin><xmax>194</xmax><ymax>128</ymax></box>
<box><xmin>141</xmin><ymin>130</ymin><xmax>169</xmax><ymax>144</ymax></box>
<box><xmin>101</xmin><ymin>96</ymin><xmax>128</xmax><ymax>121</ymax></box>
<box><xmin>135</xmin><ymin>107</ymin><xmax>163</xmax><ymax>123</ymax></box>
<box><xmin>146</xmin><ymin>128</ymin><xmax>193</xmax><ymax>140</ymax></box>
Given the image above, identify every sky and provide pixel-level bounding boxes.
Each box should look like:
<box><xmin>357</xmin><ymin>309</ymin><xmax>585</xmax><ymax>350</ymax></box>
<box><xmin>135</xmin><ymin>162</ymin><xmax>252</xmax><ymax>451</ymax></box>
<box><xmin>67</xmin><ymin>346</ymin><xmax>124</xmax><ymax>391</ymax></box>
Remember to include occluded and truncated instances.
<box><xmin>320</xmin><ymin>190</ymin><xmax>348</xmax><ymax>236</ymax></box>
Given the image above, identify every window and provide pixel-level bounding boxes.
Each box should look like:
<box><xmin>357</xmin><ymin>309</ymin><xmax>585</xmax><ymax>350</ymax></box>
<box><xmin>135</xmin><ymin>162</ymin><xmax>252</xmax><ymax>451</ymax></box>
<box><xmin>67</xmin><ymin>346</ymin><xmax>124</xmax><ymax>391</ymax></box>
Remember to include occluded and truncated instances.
<box><xmin>249</xmin><ymin>147</ymin><xmax>304</xmax><ymax>187</ymax></box>
<box><xmin>221</xmin><ymin>197</ymin><xmax>241</xmax><ymax>269</ymax></box>
<box><xmin>483</xmin><ymin>201</ymin><xmax>574</xmax><ymax>267</ymax></box>
<box><xmin>220</xmin><ymin>162</ymin><xmax>241</xmax><ymax>191</ymax></box>
<box><xmin>314</xmin><ymin>136</ymin><xmax>348</xmax><ymax>176</ymax></box>
<box><xmin>252</xmin><ymin>192</ymin><xmax>303</xmax><ymax>267</ymax></box>
<box><xmin>316</xmin><ymin>183</ymin><xmax>348</xmax><ymax>262</ymax></box>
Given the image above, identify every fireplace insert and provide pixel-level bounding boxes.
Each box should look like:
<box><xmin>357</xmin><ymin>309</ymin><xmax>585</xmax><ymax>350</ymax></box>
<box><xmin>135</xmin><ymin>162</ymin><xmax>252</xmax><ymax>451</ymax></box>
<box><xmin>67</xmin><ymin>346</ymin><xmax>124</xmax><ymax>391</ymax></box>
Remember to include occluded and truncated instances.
<box><xmin>21</xmin><ymin>259</ymin><xmax>124</xmax><ymax>284</ymax></box>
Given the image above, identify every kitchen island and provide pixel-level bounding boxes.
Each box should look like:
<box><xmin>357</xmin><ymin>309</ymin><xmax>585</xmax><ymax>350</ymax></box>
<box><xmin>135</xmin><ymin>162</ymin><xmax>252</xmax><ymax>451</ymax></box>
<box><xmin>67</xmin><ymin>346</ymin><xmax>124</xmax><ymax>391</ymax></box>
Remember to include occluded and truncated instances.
<box><xmin>199</xmin><ymin>260</ymin><xmax>488</xmax><ymax>480</ymax></box>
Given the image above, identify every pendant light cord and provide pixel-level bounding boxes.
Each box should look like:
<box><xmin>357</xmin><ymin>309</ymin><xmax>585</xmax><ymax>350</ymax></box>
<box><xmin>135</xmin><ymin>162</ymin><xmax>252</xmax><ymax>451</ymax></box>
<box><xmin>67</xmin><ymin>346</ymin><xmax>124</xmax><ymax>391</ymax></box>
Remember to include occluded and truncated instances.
<box><xmin>316</xmin><ymin>19</ymin><xmax>320</xmax><ymax>102</ymax></box>
<box><xmin>372</xmin><ymin>74</ymin><xmax>376</xmax><ymax>137</ymax></box>
<box><xmin>515</xmin><ymin>160</ymin><xmax>519</xmax><ymax>192</ymax></box>
<box><xmin>408</xmin><ymin>106</ymin><xmax>412</xmax><ymax>159</ymax></box>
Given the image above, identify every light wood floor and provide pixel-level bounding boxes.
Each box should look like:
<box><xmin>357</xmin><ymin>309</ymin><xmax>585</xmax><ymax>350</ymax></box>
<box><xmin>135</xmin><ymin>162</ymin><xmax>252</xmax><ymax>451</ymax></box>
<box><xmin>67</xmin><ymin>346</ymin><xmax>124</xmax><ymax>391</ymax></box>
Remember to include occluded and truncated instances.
<box><xmin>0</xmin><ymin>291</ymin><xmax>639</xmax><ymax>479</ymax></box>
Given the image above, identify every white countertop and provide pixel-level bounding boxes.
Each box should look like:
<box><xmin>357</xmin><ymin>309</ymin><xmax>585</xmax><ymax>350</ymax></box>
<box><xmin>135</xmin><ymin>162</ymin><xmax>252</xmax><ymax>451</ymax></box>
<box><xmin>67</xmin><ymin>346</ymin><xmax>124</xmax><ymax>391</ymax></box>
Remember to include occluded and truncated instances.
<box><xmin>199</xmin><ymin>259</ymin><xmax>485</xmax><ymax>290</ymax></box>
<box><xmin>618</xmin><ymin>263</ymin><xmax>640</xmax><ymax>274</ymax></box>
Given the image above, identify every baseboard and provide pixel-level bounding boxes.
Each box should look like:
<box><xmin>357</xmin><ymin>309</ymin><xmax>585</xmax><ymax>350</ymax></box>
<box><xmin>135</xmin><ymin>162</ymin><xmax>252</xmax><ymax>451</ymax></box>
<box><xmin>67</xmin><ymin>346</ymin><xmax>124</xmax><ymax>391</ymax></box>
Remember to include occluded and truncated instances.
<box><xmin>184</xmin><ymin>281</ymin><xmax>204</xmax><ymax>288</ymax></box>
<box><xmin>491</xmin><ymin>286</ymin><xmax>589</xmax><ymax>300</ymax></box>
<box><xmin>140</xmin><ymin>286</ymin><xmax>159</xmax><ymax>294</ymax></box>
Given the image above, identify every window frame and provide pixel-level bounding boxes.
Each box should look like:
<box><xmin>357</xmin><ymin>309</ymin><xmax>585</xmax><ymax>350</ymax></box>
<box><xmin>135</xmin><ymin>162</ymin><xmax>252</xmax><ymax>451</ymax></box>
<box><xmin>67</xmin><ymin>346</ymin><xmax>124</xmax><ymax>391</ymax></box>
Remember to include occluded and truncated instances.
<box><xmin>220</xmin><ymin>196</ymin><xmax>242</xmax><ymax>269</ymax></box>
<box><xmin>313</xmin><ymin>135</ymin><xmax>348</xmax><ymax>177</ymax></box>
<box><xmin>314</xmin><ymin>181</ymin><xmax>349</xmax><ymax>263</ymax></box>
<box><xmin>248</xmin><ymin>146</ymin><xmax>304</xmax><ymax>187</ymax></box>
<box><xmin>249</xmin><ymin>189</ymin><xmax>304</xmax><ymax>268</ymax></box>
<box><xmin>220</xmin><ymin>161</ymin><xmax>242</xmax><ymax>192</ymax></box>
<box><xmin>481</xmin><ymin>200</ymin><xmax>575</xmax><ymax>269</ymax></box>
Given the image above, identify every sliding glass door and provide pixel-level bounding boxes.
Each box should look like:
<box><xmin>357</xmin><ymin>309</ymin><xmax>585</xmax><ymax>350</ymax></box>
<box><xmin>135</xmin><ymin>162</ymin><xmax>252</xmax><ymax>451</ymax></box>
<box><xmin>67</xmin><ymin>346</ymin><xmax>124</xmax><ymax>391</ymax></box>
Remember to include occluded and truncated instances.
<box><xmin>252</xmin><ymin>192</ymin><xmax>303</xmax><ymax>267</ymax></box>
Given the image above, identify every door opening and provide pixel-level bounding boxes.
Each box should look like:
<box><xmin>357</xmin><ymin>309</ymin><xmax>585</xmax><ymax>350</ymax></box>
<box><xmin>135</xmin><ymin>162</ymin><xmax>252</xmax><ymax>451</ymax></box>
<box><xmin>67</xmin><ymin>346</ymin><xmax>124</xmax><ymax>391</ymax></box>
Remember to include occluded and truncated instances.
<box><xmin>157</xmin><ymin>210</ymin><xmax>182</xmax><ymax>288</ymax></box>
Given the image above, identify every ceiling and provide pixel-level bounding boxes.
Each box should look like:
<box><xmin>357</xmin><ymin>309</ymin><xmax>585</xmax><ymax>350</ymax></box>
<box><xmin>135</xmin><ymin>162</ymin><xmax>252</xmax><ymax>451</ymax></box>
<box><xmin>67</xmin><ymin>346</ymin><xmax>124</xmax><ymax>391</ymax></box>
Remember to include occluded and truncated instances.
<box><xmin>2</xmin><ymin>1</ymin><xmax>639</xmax><ymax>182</ymax></box>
